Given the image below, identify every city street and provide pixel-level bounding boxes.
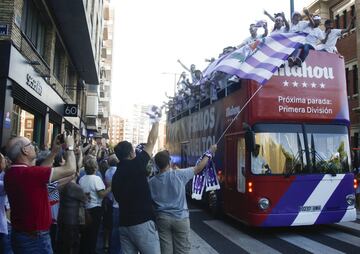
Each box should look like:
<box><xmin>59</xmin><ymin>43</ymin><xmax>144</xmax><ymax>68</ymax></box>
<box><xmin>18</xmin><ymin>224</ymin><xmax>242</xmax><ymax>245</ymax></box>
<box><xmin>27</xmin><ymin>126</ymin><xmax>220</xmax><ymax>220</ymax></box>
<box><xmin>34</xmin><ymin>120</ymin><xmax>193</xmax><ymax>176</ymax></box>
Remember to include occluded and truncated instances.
<box><xmin>188</xmin><ymin>202</ymin><xmax>360</xmax><ymax>254</ymax></box>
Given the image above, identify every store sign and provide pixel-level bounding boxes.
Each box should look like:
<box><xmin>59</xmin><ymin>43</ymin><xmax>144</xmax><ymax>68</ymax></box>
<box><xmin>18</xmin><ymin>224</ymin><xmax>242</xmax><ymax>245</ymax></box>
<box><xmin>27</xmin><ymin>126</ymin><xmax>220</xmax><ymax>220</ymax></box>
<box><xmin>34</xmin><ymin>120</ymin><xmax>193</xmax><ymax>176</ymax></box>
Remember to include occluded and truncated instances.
<box><xmin>64</xmin><ymin>104</ymin><xmax>78</xmax><ymax>117</ymax></box>
<box><xmin>0</xmin><ymin>24</ymin><xmax>9</xmax><ymax>36</ymax></box>
<box><xmin>26</xmin><ymin>74</ymin><xmax>42</xmax><ymax>96</ymax></box>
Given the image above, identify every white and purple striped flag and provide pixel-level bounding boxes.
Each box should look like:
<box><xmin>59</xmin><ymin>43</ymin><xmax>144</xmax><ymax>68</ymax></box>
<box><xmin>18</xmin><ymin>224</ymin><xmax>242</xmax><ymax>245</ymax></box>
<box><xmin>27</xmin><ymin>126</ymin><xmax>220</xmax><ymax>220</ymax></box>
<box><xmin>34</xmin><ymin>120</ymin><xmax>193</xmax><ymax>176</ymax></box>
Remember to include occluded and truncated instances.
<box><xmin>208</xmin><ymin>32</ymin><xmax>307</xmax><ymax>85</ymax></box>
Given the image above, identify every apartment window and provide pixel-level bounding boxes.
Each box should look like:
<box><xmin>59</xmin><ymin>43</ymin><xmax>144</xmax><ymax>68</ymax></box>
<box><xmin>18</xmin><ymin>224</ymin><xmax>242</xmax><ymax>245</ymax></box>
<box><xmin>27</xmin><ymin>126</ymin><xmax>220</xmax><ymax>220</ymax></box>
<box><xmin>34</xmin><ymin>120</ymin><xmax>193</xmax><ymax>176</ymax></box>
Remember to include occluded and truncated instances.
<box><xmin>22</xmin><ymin>0</ymin><xmax>46</xmax><ymax>56</ymax></box>
<box><xmin>354</xmin><ymin>65</ymin><xmax>359</xmax><ymax>95</ymax></box>
<box><xmin>53</xmin><ymin>38</ymin><xmax>64</xmax><ymax>82</ymax></box>
<box><xmin>66</xmin><ymin>67</ymin><xmax>76</xmax><ymax>100</ymax></box>
<box><xmin>343</xmin><ymin>10</ymin><xmax>347</xmax><ymax>29</ymax></box>
<box><xmin>335</xmin><ymin>15</ymin><xmax>340</xmax><ymax>29</ymax></box>
<box><xmin>351</xmin><ymin>5</ymin><xmax>355</xmax><ymax>29</ymax></box>
<box><xmin>346</xmin><ymin>68</ymin><xmax>350</xmax><ymax>96</ymax></box>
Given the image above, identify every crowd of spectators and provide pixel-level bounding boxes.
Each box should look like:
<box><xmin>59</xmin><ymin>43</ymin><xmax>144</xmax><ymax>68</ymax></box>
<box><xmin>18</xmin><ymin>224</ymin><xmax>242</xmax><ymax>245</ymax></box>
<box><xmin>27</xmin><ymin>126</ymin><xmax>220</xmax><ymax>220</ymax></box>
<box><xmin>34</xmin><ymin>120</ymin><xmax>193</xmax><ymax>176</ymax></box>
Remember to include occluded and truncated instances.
<box><xmin>0</xmin><ymin>106</ymin><xmax>219</xmax><ymax>254</ymax></box>
<box><xmin>0</xmin><ymin>132</ymin><xmax>122</xmax><ymax>253</ymax></box>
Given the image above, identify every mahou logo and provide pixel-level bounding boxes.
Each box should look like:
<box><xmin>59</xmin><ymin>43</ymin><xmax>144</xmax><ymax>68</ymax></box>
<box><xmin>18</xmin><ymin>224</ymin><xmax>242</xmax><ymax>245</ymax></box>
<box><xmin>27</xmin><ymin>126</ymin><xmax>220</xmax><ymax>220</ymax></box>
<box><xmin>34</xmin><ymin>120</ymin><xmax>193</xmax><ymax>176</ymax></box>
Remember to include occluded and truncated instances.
<box><xmin>273</xmin><ymin>62</ymin><xmax>334</xmax><ymax>80</ymax></box>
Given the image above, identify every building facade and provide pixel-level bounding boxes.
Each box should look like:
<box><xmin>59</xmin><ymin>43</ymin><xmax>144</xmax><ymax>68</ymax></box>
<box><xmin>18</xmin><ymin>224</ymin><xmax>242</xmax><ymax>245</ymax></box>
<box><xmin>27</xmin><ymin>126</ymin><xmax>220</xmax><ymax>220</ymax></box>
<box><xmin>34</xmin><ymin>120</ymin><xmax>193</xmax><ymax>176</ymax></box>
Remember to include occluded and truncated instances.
<box><xmin>111</xmin><ymin>104</ymin><xmax>166</xmax><ymax>152</ymax></box>
<box><xmin>307</xmin><ymin>0</ymin><xmax>359</xmax><ymax>150</ymax></box>
<box><xmin>0</xmin><ymin>0</ymin><xmax>104</xmax><ymax>147</ymax></box>
<box><xmin>109</xmin><ymin>115</ymin><xmax>124</xmax><ymax>146</ymax></box>
<box><xmin>97</xmin><ymin>0</ymin><xmax>114</xmax><ymax>138</ymax></box>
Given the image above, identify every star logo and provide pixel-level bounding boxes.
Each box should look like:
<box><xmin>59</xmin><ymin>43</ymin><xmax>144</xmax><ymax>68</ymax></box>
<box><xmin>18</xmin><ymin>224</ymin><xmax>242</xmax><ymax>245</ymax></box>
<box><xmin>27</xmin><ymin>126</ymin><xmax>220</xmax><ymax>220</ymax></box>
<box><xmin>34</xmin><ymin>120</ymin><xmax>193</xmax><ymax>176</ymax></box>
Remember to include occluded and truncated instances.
<box><xmin>320</xmin><ymin>83</ymin><xmax>326</xmax><ymax>89</ymax></box>
<box><xmin>311</xmin><ymin>82</ymin><xmax>317</xmax><ymax>88</ymax></box>
<box><xmin>302</xmin><ymin>82</ymin><xmax>307</xmax><ymax>88</ymax></box>
<box><xmin>292</xmin><ymin>81</ymin><xmax>298</xmax><ymax>87</ymax></box>
<box><xmin>283</xmin><ymin>80</ymin><xmax>289</xmax><ymax>87</ymax></box>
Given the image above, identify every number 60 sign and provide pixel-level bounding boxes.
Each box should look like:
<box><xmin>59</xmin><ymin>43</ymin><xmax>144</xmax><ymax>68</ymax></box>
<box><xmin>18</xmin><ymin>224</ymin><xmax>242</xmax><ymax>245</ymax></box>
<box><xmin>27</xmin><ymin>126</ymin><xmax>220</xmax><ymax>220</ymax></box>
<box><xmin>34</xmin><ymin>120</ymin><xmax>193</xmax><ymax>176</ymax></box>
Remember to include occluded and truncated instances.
<box><xmin>64</xmin><ymin>104</ymin><xmax>78</xmax><ymax>117</ymax></box>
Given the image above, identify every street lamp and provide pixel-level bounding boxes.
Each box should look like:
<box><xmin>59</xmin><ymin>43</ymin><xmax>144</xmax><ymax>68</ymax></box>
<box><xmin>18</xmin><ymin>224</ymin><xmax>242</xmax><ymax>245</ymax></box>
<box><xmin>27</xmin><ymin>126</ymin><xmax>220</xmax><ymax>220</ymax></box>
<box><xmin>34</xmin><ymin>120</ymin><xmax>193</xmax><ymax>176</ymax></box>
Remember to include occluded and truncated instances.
<box><xmin>161</xmin><ymin>72</ymin><xmax>182</xmax><ymax>96</ymax></box>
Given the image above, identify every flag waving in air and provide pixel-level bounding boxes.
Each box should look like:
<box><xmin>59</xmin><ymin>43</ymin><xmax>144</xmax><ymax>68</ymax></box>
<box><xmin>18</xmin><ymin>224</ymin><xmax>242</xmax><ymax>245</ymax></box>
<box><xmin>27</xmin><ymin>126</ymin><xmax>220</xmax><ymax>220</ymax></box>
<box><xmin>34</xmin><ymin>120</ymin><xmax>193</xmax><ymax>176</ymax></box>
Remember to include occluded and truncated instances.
<box><xmin>208</xmin><ymin>32</ymin><xmax>307</xmax><ymax>85</ymax></box>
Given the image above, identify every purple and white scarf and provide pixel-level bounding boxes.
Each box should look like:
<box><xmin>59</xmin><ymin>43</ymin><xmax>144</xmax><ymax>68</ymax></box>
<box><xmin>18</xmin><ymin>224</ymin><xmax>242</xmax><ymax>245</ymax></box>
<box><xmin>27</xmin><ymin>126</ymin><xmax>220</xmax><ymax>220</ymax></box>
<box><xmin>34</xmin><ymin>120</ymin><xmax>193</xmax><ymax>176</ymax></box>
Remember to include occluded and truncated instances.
<box><xmin>191</xmin><ymin>151</ymin><xmax>220</xmax><ymax>200</ymax></box>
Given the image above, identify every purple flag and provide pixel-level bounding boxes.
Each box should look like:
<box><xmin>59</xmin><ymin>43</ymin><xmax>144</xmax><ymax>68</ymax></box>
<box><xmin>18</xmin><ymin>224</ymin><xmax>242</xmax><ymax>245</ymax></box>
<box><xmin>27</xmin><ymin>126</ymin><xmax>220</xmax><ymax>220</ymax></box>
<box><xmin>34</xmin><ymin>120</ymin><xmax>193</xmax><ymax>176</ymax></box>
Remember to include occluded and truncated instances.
<box><xmin>207</xmin><ymin>32</ymin><xmax>307</xmax><ymax>85</ymax></box>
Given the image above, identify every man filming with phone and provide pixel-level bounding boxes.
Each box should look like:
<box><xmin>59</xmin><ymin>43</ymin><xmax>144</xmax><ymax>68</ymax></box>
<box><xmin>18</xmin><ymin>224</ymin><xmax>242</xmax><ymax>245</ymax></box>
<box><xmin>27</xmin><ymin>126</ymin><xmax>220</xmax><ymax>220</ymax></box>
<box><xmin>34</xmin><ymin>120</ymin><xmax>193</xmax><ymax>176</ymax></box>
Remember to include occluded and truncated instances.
<box><xmin>4</xmin><ymin>133</ymin><xmax>76</xmax><ymax>253</ymax></box>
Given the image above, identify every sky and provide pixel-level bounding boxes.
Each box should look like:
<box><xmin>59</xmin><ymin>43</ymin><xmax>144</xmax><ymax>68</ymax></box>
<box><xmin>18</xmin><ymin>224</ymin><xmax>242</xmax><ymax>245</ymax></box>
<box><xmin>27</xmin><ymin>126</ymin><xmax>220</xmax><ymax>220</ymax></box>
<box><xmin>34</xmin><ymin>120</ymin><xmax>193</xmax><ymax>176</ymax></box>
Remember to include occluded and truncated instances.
<box><xmin>111</xmin><ymin>0</ymin><xmax>315</xmax><ymax>117</ymax></box>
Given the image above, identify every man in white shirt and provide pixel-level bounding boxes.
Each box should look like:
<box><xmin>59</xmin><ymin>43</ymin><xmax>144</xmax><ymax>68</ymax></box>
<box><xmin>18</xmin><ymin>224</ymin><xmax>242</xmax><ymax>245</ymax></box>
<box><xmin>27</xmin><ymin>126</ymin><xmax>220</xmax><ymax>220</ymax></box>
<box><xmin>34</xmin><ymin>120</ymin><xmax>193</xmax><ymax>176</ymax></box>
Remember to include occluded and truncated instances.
<box><xmin>237</xmin><ymin>22</ymin><xmax>268</xmax><ymax>48</ymax></box>
<box><xmin>317</xmin><ymin>17</ymin><xmax>355</xmax><ymax>53</ymax></box>
<box><xmin>251</xmin><ymin>144</ymin><xmax>270</xmax><ymax>174</ymax></box>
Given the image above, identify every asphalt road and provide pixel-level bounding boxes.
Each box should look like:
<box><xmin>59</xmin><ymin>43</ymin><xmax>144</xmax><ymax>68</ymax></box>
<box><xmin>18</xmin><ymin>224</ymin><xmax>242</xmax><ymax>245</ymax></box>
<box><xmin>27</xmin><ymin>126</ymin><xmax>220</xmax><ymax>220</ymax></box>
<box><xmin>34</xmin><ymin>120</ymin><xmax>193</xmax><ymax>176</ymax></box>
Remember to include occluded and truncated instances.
<box><xmin>188</xmin><ymin>202</ymin><xmax>360</xmax><ymax>254</ymax></box>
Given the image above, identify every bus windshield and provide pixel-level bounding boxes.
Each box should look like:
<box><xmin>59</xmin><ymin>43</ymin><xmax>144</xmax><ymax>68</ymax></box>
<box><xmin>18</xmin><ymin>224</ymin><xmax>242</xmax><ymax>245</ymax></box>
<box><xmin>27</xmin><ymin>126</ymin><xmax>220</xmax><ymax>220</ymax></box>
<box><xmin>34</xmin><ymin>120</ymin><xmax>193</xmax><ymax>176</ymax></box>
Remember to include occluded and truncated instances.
<box><xmin>252</xmin><ymin>124</ymin><xmax>351</xmax><ymax>175</ymax></box>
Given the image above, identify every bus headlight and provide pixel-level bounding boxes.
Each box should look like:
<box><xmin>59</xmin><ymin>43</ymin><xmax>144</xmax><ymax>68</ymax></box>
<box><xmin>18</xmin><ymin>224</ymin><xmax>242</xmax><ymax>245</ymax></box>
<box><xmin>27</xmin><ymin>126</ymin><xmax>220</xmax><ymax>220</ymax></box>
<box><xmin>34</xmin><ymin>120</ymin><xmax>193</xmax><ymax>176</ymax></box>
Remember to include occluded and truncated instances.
<box><xmin>346</xmin><ymin>194</ymin><xmax>355</xmax><ymax>206</ymax></box>
<box><xmin>258</xmin><ymin>198</ymin><xmax>270</xmax><ymax>210</ymax></box>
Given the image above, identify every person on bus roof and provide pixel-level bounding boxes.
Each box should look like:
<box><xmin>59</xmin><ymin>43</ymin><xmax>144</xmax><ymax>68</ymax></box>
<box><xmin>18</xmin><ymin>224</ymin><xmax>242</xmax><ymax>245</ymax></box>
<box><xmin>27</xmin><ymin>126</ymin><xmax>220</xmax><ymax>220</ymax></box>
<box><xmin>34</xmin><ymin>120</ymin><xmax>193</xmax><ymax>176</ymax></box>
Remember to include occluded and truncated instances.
<box><xmin>316</xmin><ymin>16</ymin><xmax>355</xmax><ymax>53</ymax></box>
<box><xmin>251</xmin><ymin>144</ymin><xmax>270</xmax><ymax>174</ymax></box>
<box><xmin>177</xmin><ymin>60</ymin><xmax>201</xmax><ymax>85</ymax></box>
<box><xmin>288</xmin><ymin>9</ymin><xmax>324</xmax><ymax>67</ymax></box>
<box><xmin>263</xmin><ymin>11</ymin><xmax>289</xmax><ymax>35</ymax></box>
<box><xmin>289</xmin><ymin>11</ymin><xmax>309</xmax><ymax>33</ymax></box>
<box><xmin>237</xmin><ymin>22</ymin><xmax>268</xmax><ymax>49</ymax></box>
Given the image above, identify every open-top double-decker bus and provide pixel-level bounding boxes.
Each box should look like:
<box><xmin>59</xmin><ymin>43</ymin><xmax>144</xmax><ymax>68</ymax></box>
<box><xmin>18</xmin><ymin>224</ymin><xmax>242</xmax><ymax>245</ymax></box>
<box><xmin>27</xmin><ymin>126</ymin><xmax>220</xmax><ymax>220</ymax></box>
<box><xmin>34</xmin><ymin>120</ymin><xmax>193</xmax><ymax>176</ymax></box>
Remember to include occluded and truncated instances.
<box><xmin>166</xmin><ymin>50</ymin><xmax>357</xmax><ymax>227</ymax></box>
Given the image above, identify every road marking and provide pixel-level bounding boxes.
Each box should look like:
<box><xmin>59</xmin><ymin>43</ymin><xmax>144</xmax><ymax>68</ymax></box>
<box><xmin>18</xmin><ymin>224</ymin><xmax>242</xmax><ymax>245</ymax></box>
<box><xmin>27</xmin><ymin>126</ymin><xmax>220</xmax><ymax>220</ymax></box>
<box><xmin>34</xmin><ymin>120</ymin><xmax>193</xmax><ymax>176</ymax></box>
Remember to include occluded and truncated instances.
<box><xmin>189</xmin><ymin>229</ymin><xmax>219</xmax><ymax>254</ymax></box>
<box><xmin>324</xmin><ymin>230</ymin><xmax>360</xmax><ymax>247</ymax></box>
<box><xmin>276</xmin><ymin>234</ymin><xmax>345</xmax><ymax>254</ymax></box>
<box><xmin>336</xmin><ymin>221</ymin><xmax>360</xmax><ymax>231</ymax></box>
<box><xmin>204</xmin><ymin>220</ymin><xmax>281</xmax><ymax>254</ymax></box>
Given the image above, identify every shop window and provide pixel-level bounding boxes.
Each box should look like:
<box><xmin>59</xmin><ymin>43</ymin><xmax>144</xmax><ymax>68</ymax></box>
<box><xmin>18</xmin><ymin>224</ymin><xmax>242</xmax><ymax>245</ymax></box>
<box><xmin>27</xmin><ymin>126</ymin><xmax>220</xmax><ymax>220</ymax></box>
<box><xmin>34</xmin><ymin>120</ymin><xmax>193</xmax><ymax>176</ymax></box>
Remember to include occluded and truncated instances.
<box><xmin>11</xmin><ymin>105</ymin><xmax>44</xmax><ymax>145</ymax></box>
<box><xmin>21</xmin><ymin>0</ymin><xmax>46</xmax><ymax>56</ymax></box>
<box><xmin>11</xmin><ymin>105</ymin><xmax>22</xmax><ymax>138</ymax></box>
<box><xmin>47</xmin><ymin>122</ymin><xmax>54</xmax><ymax>149</ymax></box>
<box><xmin>11</xmin><ymin>105</ymin><xmax>35</xmax><ymax>141</ymax></box>
<box><xmin>47</xmin><ymin>122</ymin><xmax>60</xmax><ymax>148</ymax></box>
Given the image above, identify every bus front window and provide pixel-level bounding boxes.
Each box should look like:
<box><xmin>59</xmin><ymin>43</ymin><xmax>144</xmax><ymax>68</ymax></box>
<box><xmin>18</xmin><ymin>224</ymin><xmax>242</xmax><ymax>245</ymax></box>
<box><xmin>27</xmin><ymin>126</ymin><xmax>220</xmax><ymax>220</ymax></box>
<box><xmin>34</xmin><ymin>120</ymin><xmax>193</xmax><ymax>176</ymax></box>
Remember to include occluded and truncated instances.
<box><xmin>253</xmin><ymin>124</ymin><xmax>351</xmax><ymax>175</ymax></box>
<box><xmin>305</xmin><ymin>125</ymin><xmax>351</xmax><ymax>174</ymax></box>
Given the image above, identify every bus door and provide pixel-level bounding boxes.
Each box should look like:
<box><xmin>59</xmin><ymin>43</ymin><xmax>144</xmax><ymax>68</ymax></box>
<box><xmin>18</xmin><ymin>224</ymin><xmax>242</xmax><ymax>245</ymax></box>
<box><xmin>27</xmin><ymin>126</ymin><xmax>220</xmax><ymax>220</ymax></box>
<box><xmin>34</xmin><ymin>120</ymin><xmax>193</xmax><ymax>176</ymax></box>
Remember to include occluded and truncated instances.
<box><xmin>180</xmin><ymin>141</ymin><xmax>189</xmax><ymax>168</ymax></box>
<box><xmin>224</xmin><ymin>134</ymin><xmax>247</xmax><ymax>217</ymax></box>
